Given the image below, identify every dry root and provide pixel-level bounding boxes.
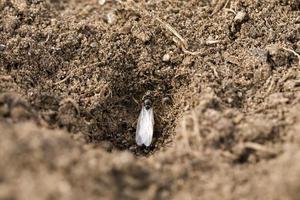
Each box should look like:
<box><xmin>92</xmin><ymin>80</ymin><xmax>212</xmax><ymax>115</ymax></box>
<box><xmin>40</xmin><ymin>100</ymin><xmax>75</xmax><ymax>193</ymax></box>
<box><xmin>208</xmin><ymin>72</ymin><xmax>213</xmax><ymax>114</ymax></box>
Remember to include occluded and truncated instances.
<box><xmin>244</xmin><ymin>142</ymin><xmax>278</xmax><ymax>156</ymax></box>
<box><xmin>120</xmin><ymin>0</ymin><xmax>203</xmax><ymax>56</ymax></box>
<box><xmin>54</xmin><ymin>62</ymin><xmax>100</xmax><ymax>85</ymax></box>
<box><xmin>155</xmin><ymin>17</ymin><xmax>202</xmax><ymax>56</ymax></box>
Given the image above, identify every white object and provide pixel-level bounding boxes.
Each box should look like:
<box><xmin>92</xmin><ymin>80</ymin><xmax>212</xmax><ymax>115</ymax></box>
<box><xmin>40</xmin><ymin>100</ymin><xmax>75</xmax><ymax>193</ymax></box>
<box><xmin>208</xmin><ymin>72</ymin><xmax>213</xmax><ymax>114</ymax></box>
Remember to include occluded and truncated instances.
<box><xmin>136</xmin><ymin>105</ymin><xmax>154</xmax><ymax>146</ymax></box>
<box><xmin>98</xmin><ymin>0</ymin><xmax>106</xmax><ymax>5</ymax></box>
<box><xmin>107</xmin><ymin>11</ymin><xmax>115</xmax><ymax>24</ymax></box>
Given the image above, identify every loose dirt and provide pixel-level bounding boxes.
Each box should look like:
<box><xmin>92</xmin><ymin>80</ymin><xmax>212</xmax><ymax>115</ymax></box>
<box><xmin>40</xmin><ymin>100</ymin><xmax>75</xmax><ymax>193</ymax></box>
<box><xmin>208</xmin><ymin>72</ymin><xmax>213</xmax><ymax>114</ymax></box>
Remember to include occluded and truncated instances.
<box><xmin>1</xmin><ymin>0</ymin><xmax>300</xmax><ymax>199</ymax></box>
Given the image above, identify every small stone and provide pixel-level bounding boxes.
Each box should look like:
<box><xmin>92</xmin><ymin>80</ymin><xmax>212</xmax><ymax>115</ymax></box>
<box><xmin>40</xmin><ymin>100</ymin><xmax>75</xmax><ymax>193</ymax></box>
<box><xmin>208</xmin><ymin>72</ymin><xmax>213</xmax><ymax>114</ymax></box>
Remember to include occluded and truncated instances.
<box><xmin>90</xmin><ymin>42</ymin><xmax>98</xmax><ymax>48</ymax></box>
<box><xmin>182</xmin><ymin>56</ymin><xmax>193</xmax><ymax>66</ymax></box>
<box><xmin>227</xmin><ymin>97</ymin><xmax>234</xmax><ymax>104</ymax></box>
<box><xmin>237</xmin><ymin>92</ymin><xmax>243</xmax><ymax>98</ymax></box>
<box><xmin>107</xmin><ymin>11</ymin><xmax>116</xmax><ymax>24</ymax></box>
<box><xmin>266</xmin><ymin>44</ymin><xmax>290</xmax><ymax>66</ymax></box>
<box><xmin>0</xmin><ymin>44</ymin><xmax>5</xmax><ymax>51</ymax></box>
<box><xmin>162</xmin><ymin>54</ymin><xmax>170</xmax><ymax>62</ymax></box>
<box><xmin>234</xmin><ymin>11</ymin><xmax>247</xmax><ymax>23</ymax></box>
<box><xmin>129</xmin><ymin>146</ymin><xmax>136</xmax><ymax>151</ymax></box>
<box><xmin>98</xmin><ymin>0</ymin><xmax>106</xmax><ymax>5</ymax></box>
<box><xmin>136</xmin><ymin>32</ymin><xmax>151</xmax><ymax>43</ymax></box>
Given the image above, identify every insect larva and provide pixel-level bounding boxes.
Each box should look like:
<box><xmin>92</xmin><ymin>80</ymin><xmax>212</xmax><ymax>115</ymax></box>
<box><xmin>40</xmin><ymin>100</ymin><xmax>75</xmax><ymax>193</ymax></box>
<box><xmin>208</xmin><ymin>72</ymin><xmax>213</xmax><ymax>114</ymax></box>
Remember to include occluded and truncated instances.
<box><xmin>136</xmin><ymin>99</ymin><xmax>154</xmax><ymax>147</ymax></box>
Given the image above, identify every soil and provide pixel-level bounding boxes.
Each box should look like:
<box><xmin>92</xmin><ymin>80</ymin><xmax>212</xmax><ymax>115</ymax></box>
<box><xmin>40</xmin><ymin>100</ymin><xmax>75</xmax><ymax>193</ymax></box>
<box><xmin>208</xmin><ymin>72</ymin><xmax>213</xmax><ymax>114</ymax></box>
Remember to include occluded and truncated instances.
<box><xmin>1</xmin><ymin>0</ymin><xmax>300</xmax><ymax>199</ymax></box>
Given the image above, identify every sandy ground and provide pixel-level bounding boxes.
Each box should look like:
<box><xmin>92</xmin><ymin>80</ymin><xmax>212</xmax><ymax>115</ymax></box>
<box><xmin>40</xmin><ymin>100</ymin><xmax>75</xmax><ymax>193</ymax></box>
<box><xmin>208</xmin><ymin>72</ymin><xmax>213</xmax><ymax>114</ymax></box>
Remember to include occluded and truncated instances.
<box><xmin>1</xmin><ymin>0</ymin><xmax>300</xmax><ymax>199</ymax></box>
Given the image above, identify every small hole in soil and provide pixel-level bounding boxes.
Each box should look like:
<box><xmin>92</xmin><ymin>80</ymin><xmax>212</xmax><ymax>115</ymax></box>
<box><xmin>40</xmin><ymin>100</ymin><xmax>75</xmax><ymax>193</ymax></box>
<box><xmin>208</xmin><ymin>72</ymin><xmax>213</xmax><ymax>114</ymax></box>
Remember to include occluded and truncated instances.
<box><xmin>85</xmin><ymin>93</ymin><xmax>177</xmax><ymax>156</ymax></box>
<box><xmin>71</xmin><ymin>65</ymin><xmax>182</xmax><ymax>156</ymax></box>
<box><xmin>234</xmin><ymin>149</ymin><xmax>254</xmax><ymax>164</ymax></box>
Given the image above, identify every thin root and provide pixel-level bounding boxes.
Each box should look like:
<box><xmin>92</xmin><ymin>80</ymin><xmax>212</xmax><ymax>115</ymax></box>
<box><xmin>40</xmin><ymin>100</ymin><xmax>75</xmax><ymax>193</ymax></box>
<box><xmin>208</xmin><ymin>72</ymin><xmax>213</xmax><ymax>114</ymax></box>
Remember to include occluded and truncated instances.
<box><xmin>182</xmin><ymin>47</ymin><xmax>202</xmax><ymax>56</ymax></box>
<box><xmin>244</xmin><ymin>142</ymin><xmax>277</xmax><ymax>155</ymax></box>
<box><xmin>54</xmin><ymin>62</ymin><xmax>100</xmax><ymax>85</ymax></box>
<box><xmin>224</xmin><ymin>0</ymin><xmax>231</xmax><ymax>8</ymax></box>
<box><xmin>266</xmin><ymin>76</ymin><xmax>275</xmax><ymax>95</ymax></box>
<box><xmin>156</xmin><ymin>17</ymin><xmax>202</xmax><ymax>56</ymax></box>
<box><xmin>205</xmin><ymin>40</ymin><xmax>222</xmax><ymax>45</ymax></box>
<box><xmin>121</xmin><ymin>0</ymin><xmax>202</xmax><ymax>56</ymax></box>
<box><xmin>224</xmin><ymin>8</ymin><xmax>236</xmax><ymax>14</ymax></box>
<box><xmin>155</xmin><ymin>16</ymin><xmax>188</xmax><ymax>49</ymax></box>
<box><xmin>132</xmin><ymin>96</ymin><xmax>139</xmax><ymax>105</ymax></box>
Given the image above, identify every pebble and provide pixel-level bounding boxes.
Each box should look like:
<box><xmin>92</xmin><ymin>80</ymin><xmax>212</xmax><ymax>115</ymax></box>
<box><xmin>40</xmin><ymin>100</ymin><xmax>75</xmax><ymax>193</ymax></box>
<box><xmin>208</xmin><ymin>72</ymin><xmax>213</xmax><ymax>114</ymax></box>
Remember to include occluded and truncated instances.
<box><xmin>0</xmin><ymin>44</ymin><xmax>5</xmax><ymax>51</ymax></box>
<box><xmin>107</xmin><ymin>11</ymin><xmax>115</xmax><ymax>24</ymax></box>
<box><xmin>98</xmin><ymin>0</ymin><xmax>106</xmax><ymax>5</ymax></box>
<box><xmin>136</xmin><ymin>32</ymin><xmax>151</xmax><ymax>43</ymax></box>
<box><xmin>90</xmin><ymin>42</ymin><xmax>98</xmax><ymax>48</ymax></box>
<box><xmin>129</xmin><ymin>146</ymin><xmax>136</xmax><ymax>151</ymax></box>
<box><xmin>162</xmin><ymin>54</ymin><xmax>170</xmax><ymax>62</ymax></box>
<box><xmin>234</xmin><ymin>11</ymin><xmax>247</xmax><ymax>23</ymax></box>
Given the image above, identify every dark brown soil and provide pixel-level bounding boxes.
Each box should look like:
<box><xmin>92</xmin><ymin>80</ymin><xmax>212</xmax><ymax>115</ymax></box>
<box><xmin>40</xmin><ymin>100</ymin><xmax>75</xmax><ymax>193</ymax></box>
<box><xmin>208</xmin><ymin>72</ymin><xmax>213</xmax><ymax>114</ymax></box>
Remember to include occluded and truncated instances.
<box><xmin>1</xmin><ymin>0</ymin><xmax>300</xmax><ymax>199</ymax></box>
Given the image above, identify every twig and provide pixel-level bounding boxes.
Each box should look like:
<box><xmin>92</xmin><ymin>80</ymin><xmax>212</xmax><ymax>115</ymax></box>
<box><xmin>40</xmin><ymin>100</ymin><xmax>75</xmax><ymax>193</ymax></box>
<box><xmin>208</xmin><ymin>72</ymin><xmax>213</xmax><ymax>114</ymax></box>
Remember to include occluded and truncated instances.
<box><xmin>155</xmin><ymin>17</ymin><xmax>202</xmax><ymax>56</ymax></box>
<box><xmin>54</xmin><ymin>62</ymin><xmax>100</xmax><ymax>85</ymax></box>
<box><xmin>120</xmin><ymin>0</ymin><xmax>202</xmax><ymax>55</ymax></box>
<box><xmin>224</xmin><ymin>0</ymin><xmax>231</xmax><ymax>8</ymax></box>
<box><xmin>266</xmin><ymin>76</ymin><xmax>275</xmax><ymax>95</ymax></box>
<box><xmin>244</xmin><ymin>142</ymin><xmax>277</xmax><ymax>155</ymax></box>
<box><xmin>224</xmin><ymin>8</ymin><xmax>236</xmax><ymax>14</ymax></box>
<box><xmin>155</xmin><ymin>16</ymin><xmax>188</xmax><ymax>49</ymax></box>
<box><xmin>205</xmin><ymin>40</ymin><xmax>222</xmax><ymax>45</ymax></box>
<box><xmin>132</xmin><ymin>96</ymin><xmax>139</xmax><ymax>105</ymax></box>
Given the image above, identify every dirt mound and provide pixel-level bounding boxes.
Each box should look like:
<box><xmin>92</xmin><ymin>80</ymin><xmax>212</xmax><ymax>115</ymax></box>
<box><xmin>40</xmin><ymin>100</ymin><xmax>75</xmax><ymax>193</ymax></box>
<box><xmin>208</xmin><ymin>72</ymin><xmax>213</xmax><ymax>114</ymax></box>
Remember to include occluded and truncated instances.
<box><xmin>1</xmin><ymin>0</ymin><xmax>300</xmax><ymax>199</ymax></box>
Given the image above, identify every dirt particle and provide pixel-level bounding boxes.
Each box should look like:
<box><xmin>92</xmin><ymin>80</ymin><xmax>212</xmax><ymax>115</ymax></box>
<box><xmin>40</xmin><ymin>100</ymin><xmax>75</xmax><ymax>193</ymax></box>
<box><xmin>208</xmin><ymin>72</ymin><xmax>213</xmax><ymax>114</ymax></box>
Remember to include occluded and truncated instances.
<box><xmin>90</xmin><ymin>42</ymin><xmax>98</xmax><ymax>48</ymax></box>
<box><xmin>182</xmin><ymin>56</ymin><xmax>193</xmax><ymax>66</ymax></box>
<box><xmin>229</xmin><ymin>10</ymin><xmax>248</xmax><ymax>39</ymax></box>
<box><xmin>0</xmin><ymin>44</ymin><xmax>5</xmax><ymax>51</ymax></box>
<box><xmin>11</xmin><ymin>0</ymin><xmax>28</xmax><ymax>11</ymax></box>
<box><xmin>162</xmin><ymin>54</ymin><xmax>171</xmax><ymax>62</ymax></box>
<box><xmin>98</xmin><ymin>0</ymin><xmax>106</xmax><ymax>5</ymax></box>
<box><xmin>107</xmin><ymin>11</ymin><xmax>116</xmax><ymax>24</ymax></box>
<box><xmin>283</xmin><ymin>80</ymin><xmax>300</xmax><ymax>91</ymax></box>
<box><xmin>234</xmin><ymin>11</ymin><xmax>247</xmax><ymax>23</ymax></box>
<box><xmin>134</xmin><ymin>31</ymin><xmax>151</xmax><ymax>43</ymax></box>
<box><xmin>4</xmin><ymin>16</ymin><xmax>19</xmax><ymax>32</ymax></box>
